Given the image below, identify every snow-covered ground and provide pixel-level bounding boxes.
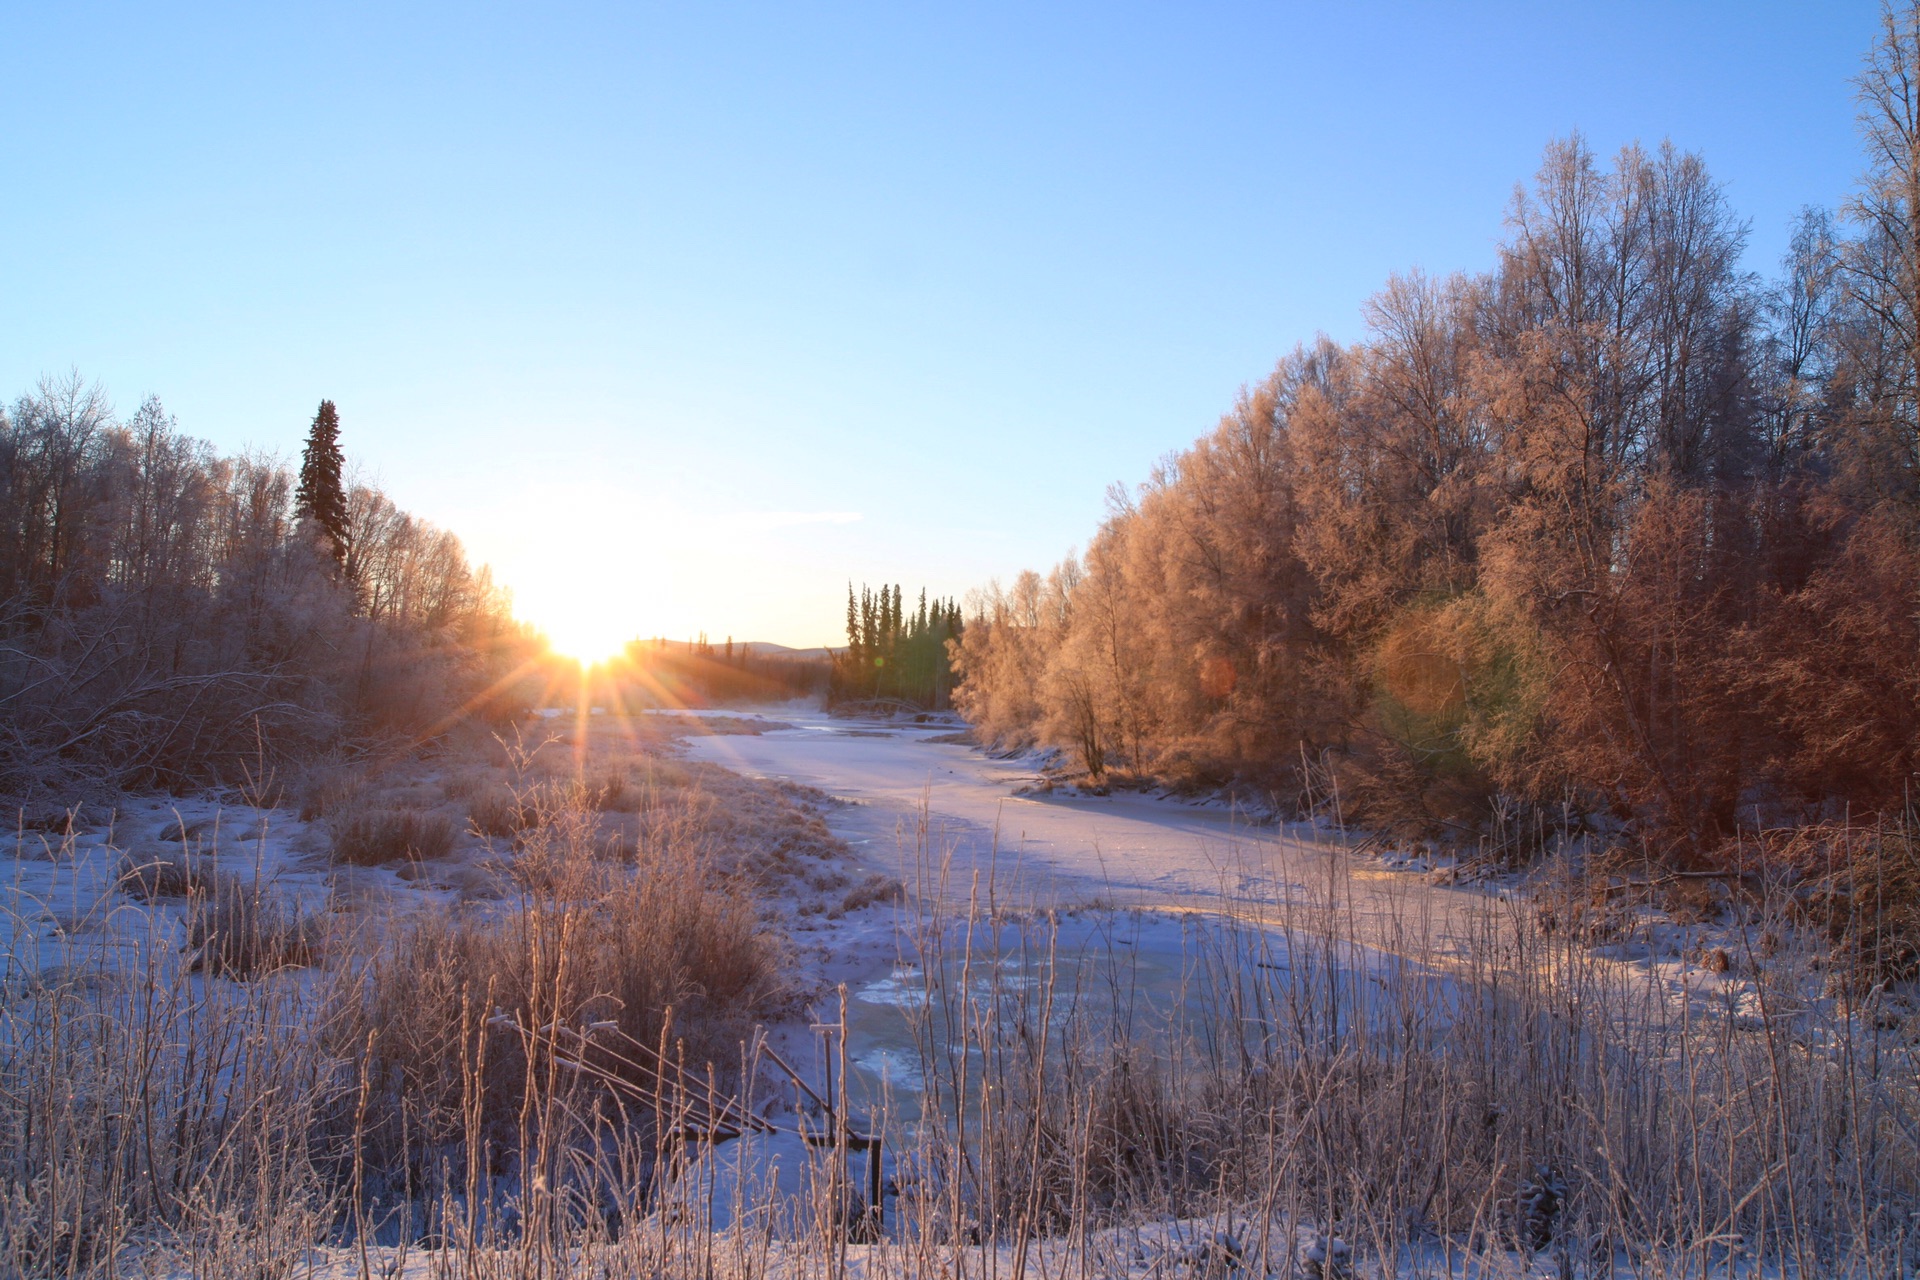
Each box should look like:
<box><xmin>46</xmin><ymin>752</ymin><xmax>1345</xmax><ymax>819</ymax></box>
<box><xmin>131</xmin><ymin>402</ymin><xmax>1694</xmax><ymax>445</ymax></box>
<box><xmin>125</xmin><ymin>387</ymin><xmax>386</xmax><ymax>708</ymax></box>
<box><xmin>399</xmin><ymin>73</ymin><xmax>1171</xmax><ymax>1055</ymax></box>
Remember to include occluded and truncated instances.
<box><xmin>683</xmin><ymin>705</ymin><xmax>1630</xmax><ymax>980</ymax></box>
<box><xmin>8</xmin><ymin>707</ymin><xmax>1909</xmax><ymax>1276</ymax></box>
<box><xmin>5</xmin><ymin>707</ymin><xmax>1878</xmax><ymax>1112</ymax></box>
<box><xmin>681</xmin><ymin>705</ymin><xmax>1466</xmax><ymax>919</ymax></box>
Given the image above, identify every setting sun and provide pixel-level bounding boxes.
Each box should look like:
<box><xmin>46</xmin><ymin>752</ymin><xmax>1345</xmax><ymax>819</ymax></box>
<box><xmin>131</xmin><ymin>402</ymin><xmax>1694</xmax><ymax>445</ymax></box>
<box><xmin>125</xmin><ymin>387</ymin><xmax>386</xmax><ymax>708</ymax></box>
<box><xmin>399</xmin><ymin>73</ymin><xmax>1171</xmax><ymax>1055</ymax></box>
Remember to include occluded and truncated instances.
<box><xmin>482</xmin><ymin>491</ymin><xmax>672</xmax><ymax>664</ymax></box>
<box><xmin>538</xmin><ymin>604</ymin><xmax>638</xmax><ymax>665</ymax></box>
<box><xmin>513</xmin><ymin>555</ymin><xmax>653</xmax><ymax>664</ymax></box>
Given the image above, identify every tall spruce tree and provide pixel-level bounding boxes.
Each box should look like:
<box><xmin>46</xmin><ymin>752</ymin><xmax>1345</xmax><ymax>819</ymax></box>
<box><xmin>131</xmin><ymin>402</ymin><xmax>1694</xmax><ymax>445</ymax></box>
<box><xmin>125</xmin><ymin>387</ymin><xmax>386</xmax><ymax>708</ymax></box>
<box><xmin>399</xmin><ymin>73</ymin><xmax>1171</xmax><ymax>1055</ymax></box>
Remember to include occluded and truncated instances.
<box><xmin>831</xmin><ymin>581</ymin><xmax>962</xmax><ymax>707</ymax></box>
<box><xmin>296</xmin><ymin>399</ymin><xmax>349</xmax><ymax>565</ymax></box>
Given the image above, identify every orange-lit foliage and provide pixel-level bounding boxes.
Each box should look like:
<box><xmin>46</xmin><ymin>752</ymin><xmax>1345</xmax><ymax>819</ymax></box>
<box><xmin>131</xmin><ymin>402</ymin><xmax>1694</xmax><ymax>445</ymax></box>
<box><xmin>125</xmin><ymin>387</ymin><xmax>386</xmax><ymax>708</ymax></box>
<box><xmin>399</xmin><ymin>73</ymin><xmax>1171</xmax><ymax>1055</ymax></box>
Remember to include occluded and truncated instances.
<box><xmin>953</xmin><ymin>104</ymin><xmax>1920</xmax><ymax>862</ymax></box>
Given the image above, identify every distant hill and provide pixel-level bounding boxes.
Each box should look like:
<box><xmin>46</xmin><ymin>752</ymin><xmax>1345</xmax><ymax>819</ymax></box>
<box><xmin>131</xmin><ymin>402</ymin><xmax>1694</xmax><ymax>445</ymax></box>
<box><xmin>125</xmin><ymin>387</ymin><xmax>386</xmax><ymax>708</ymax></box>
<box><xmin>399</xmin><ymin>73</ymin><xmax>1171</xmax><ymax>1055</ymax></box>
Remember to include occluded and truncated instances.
<box><xmin>739</xmin><ymin>642</ymin><xmax>840</xmax><ymax>659</ymax></box>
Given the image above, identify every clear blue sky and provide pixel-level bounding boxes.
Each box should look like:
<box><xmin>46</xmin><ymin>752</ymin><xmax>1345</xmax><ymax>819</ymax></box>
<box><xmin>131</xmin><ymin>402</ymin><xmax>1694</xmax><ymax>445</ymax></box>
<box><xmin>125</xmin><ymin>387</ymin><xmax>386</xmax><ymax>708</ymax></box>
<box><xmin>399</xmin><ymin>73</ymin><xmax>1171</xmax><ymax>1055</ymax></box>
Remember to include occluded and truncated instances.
<box><xmin>0</xmin><ymin>1</ymin><xmax>1879</xmax><ymax>648</ymax></box>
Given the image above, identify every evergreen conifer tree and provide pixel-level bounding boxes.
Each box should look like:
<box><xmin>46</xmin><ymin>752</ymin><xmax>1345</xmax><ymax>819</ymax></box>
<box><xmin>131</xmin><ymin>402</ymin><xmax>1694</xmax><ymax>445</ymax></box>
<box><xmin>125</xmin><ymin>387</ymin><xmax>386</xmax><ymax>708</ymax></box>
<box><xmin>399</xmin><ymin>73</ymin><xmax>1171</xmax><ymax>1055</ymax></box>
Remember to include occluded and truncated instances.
<box><xmin>295</xmin><ymin>399</ymin><xmax>350</xmax><ymax>565</ymax></box>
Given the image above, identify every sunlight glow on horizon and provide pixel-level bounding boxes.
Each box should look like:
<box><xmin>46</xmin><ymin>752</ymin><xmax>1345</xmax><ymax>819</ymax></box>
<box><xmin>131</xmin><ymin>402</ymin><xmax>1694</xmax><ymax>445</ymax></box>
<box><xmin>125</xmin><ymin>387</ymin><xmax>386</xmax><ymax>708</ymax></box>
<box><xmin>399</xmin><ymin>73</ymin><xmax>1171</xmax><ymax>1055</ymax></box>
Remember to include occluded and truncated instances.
<box><xmin>532</xmin><ymin>603</ymin><xmax>644</xmax><ymax>666</ymax></box>
<box><xmin>482</xmin><ymin>485</ymin><xmax>670</xmax><ymax>662</ymax></box>
<box><xmin>512</xmin><ymin>562</ymin><xmax>657</xmax><ymax>664</ymax></box>
<box><xmin>470</xmin><ymin>483</ymin><xmax>871</xmax><ymax>653</ymax></box>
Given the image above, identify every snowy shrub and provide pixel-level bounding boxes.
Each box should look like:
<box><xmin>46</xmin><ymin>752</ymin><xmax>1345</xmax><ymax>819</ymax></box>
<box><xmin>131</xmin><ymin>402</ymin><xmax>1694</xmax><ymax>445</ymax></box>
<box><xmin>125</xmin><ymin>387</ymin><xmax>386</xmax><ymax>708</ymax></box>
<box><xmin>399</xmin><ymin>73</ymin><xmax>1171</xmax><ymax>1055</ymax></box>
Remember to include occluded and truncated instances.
<box><xmin>185</xmin><ymin>882</ymin><xmax>322</xmax><ymax>978</ymax></box>
<box><xmin>330</xmin><ymin>807</ymin><xmax>455</xmax><ymax>865</ymax></box>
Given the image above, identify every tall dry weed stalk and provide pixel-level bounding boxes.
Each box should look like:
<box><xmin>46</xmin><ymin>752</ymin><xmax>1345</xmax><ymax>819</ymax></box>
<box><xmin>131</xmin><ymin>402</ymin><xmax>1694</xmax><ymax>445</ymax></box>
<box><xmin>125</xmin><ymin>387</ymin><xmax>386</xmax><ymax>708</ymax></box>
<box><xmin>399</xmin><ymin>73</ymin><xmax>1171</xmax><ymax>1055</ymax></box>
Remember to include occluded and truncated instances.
<box><xmin>4</xmin><ymin>773</ymin><xmax>1917</xmax><ymax>1277</ymax></box>
<box><xmin>0</xmin><ymin>767</ymin><xmax>790</xmax><ymax>1277</ymax></box>
<box><xmin>873</xmin><ymin>812</ymin><xmax>1920</xmax><ymax>1278</ymax></box>
<box><xmin>0</xmin><ymin>839</ymin><xmax>339</xmax><ymax>1275</ymax></box>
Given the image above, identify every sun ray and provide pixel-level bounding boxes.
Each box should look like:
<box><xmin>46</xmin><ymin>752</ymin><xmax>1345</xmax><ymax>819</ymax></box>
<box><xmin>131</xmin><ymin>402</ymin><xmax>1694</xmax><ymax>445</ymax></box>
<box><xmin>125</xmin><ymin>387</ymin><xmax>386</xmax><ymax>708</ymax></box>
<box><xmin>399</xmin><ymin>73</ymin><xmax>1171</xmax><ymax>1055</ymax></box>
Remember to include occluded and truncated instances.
<box><xmin>403</xmin><ymin>652</ymin><xmax>551</xmax><ymax>747</ymax></box>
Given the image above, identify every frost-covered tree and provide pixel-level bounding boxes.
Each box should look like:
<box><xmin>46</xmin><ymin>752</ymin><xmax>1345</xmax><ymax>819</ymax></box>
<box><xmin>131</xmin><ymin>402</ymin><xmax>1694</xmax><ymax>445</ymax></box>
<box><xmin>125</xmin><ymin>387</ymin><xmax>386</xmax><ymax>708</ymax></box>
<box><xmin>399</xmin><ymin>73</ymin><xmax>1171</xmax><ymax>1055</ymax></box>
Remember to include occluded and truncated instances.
<box><xmin>949</xmin><ymin>92</ymin><xmax>1920</xmax><ymax>856</ymax></box>
<box><xmin>0</xmin><ymin>381</ymin><xmax>529</xmax><ymax>795</ymax></box>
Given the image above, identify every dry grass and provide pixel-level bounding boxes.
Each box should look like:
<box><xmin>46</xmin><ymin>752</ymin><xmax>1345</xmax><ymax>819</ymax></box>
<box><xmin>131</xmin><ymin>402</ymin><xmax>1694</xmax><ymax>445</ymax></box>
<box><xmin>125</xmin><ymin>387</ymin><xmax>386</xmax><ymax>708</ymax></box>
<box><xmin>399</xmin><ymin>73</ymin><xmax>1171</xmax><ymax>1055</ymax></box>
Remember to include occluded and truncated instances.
<box><xmin>329</xmin><ymin>800</ymin><xmax>784</xmax><ymax>1178</ymax></box>
<box><xmin>113</xmin><ymin>848</ymin><xmax>322</xmax><ymax>978</ymax></box>
<box><xmin>115</xmin><ymin>847</ymin><xmax>216</xmax><ymax>899</ymax></box>
<box><xmin>875</xmin><ymin>832</ymin><xmax>1920</xmax><ymax>1278</ymax></box>
<box><xmin>1748</xmin><ymin>820</ymin><xmax>1920</xmax><ymax>990</ymax></box>
<box><xmin>184</xmin><ymin>881</ymin><xmax>323</xmax><ymax>978</ymax></box>
<box><xmin>620</xmin><ymin>758</ymin><xmax>848</xmax><ymax>888</ymax></box>
<box><xmin>1532</xmin><ymin>819</ymin><xmax>1920</xmax><ymax>996</ymax></box>
<box><xmin>439</xmin><ymin>767</ymin><xmax>490</xmax><ymax>802</ymax></box>
<box><xmin>836</xmin><ymin>872</ymin><xmax>904</xmax><ymax>916</ymax></box>
<box><xmin>295</xmin><ymin>760</ymin><xmax>368</xmax><ymax>821</ymax></box>
<box><xmin>463</xmin><ymin>725</ymin><xmax>852</xmax><ymax>899</ymax></box>
<box><xmin>2</xmin><ymin>848</ymin><xmax>341</xmax><ymax>1274</ymax></box>
<box><xmin>330</xmin><ymin>806</ymin><xmax>456</xmax><ymax>865</ymax></box>
<box><xmin>10</xmin><ymin>729</ymin><xmax>1915</xmax><ymax>1276</ymax></box>
<box><xmin>588</xmin><ymin>768</ymin><xmax>636</xmax><ymax>812</ymax></box>
<box><xmin>467</xmin><ymin>784</ymin><xmax>535</xmax><ymax>837</ymax></box>
<box><xmin>1</xmin><ymin>762</ymin><xmax>799</xmax><ymax>1277</ymax></box>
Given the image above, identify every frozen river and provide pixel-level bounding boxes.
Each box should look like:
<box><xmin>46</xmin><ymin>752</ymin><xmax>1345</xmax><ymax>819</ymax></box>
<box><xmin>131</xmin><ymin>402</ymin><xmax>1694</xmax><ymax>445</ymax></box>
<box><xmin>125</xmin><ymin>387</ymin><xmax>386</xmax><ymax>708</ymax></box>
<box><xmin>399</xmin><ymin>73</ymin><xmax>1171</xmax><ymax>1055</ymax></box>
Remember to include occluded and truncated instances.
<box><xmin>674</xmin><ymin>706</ymin><xmax>1504</xmax><ymax>1220</ymax></box>
<box><xmin>682</xmin><ymin>704</ymin><xmax>1493</xmax><ymax>954</ymax></box>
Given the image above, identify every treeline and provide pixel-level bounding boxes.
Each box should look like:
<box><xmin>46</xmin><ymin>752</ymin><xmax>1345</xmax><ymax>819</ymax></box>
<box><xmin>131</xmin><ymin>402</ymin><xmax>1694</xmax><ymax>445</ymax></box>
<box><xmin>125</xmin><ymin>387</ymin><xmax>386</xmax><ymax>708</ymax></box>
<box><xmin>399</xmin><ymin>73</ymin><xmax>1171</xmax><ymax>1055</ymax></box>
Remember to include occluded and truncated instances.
<box><xmin>954</xmin><ymin>14</ymin><xmax>1920</xmax><ymax>861</ymax></box>
<box><xmin>0</xmin><ymin>380</ymin><xmax>534</xmax><ymax>798</ymax></box>
<box><xmin>611</xmin><ymin>636</ymin><xmax>828</xmax><ymax>706</ymax></box>
<box><xmin>831</xmin><ymin>583</ymin><xmax>962</xmax><ymax>709</ymax></box>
